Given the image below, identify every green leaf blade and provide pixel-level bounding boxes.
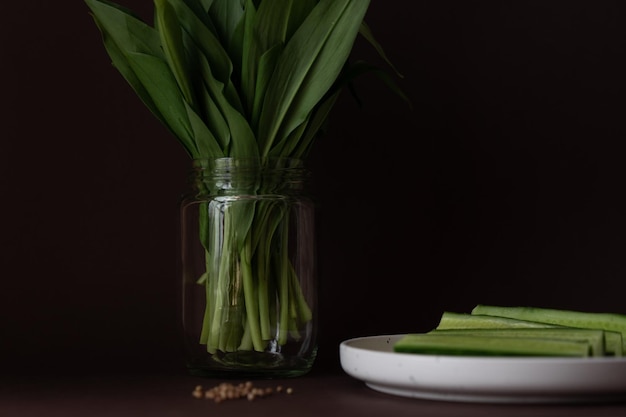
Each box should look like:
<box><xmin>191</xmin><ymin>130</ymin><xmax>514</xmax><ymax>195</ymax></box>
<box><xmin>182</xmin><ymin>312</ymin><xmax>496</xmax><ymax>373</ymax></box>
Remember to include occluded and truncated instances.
<box><xmin>257</xmin><ymin>0</ymin><xmax>370</xmax><ymax>158</ymax></box>
<box><xmin>126</xmin><ymin>52</ymin><xmax>197</xmax><ymax>155</ymax></box>
<box><xmin>155</xmin><ymin>0</ymin><xmax>196</xmax><ymax>106</ymax></box>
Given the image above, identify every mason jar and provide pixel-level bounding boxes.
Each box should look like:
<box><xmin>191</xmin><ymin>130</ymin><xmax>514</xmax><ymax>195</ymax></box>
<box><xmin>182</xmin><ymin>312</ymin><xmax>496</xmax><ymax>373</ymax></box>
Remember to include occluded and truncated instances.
<box><xmin>180</xmin><ymin>157</ymin><xmax>318</xmax><ymax>378</ymax></box>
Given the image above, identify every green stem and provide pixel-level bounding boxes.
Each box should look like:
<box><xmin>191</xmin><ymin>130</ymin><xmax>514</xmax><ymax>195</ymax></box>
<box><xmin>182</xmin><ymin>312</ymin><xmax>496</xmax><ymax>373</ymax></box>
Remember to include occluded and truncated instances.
<box><xmin>238</xmin><ymin>319</ymin><xmax>253</xmax><ymax>351</ymax></box>
<box><xmin>290</xmin><ymin>262</ymin><xmax>313</xmax><ymax>323</ymax></box>
<box><xmin>196</xmin><ymin>193</ymin><xmax>313</xmax><ymax>354</ymax></box>
<box><xmin>241</xmin><ymin>238</ymin><xmax>265</xmax><ymax>351</ymax></box>
<box><xmin>255</xmin><ymin>201</ymin><xmax>284</xmax><ymax>341</ymax></box>
<box><xmin>277</xmin><ymin>217</ymin><xmax>291</xmax><ymax>345</ymax></box>
<box><xmin>206</xmin><ymin>202</ymin><xmax>246</xmax><ymax>353</ymax></box>
<box><xmin>257</xmin><ymin>235</ymin><xmax>271</xmax><ymax>340</ymax></box>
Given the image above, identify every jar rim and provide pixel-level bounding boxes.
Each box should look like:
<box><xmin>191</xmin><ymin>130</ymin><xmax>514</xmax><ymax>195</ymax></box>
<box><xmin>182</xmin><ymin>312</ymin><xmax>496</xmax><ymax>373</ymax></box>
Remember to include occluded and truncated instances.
<box><xmin>192</xmin><ymin>157</ymin><xmax>306</xmax><ymax>171</ymax></box>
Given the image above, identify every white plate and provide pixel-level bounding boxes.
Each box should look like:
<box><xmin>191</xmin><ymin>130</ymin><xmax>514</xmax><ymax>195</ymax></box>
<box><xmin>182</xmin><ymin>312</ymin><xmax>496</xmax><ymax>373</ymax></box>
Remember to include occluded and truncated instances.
<box><xmin>339</xmin><ymin>334</ymin><xmax>626</xmax><ymax>404</ymax></box>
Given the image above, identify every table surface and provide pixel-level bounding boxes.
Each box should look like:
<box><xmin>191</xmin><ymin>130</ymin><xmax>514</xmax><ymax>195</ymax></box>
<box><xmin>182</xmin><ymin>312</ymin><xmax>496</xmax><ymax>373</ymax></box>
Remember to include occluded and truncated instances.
<box><xmin>3</xmin><ymin>365</ymin><xmax>626</xmax><ymax>417</ymax></box>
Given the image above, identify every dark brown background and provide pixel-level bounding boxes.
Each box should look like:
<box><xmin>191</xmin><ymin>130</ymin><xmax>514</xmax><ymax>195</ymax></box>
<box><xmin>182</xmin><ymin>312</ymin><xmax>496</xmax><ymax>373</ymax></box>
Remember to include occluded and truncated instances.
<box><xmin>3</xmin><ymin>0</ymin><xmax>626</xmax><ymax>375</ymax></box>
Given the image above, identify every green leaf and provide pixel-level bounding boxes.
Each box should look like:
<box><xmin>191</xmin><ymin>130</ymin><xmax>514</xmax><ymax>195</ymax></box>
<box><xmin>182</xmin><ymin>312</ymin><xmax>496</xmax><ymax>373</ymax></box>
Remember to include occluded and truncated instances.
<box><xmin>268</xmin><ymin>114</ymin><xmax>309</xmax><ymax>158</ymax></box>
<box><xmin>250</xmin><ymin>43</ymin><xmax>283</xmax><ymax>131</ymax></box>
<box><xmin>197</xmin><ymin>53</ymin><xmax>258</xmax><ymax>158</ymax></box>
<box><xmin>208</xmin><ymin>0</ymin><xmax>245</xmax><ymax>57</ymax></box>
<box><xmin>257</xmin><ymin>0</ymin><xmax>370</xmax><ymax>158</ymax></box>
<box><xmin>359</xmin><ymin>21</ymin><xmax>404</xmax><ymax>79</ymax></box>
<box><xmin>155</xmin><ymin>0</ymin><xmax>196</xmax><ymax>106</ymax></box>
<box><xmin>287</xmin><ymin>90</ymin><xmax>341</xmax><ymax>160</ymax></box>
<box><xmin>241</xmin><ymin>0</ymin><xmax>293</xmax><ymax>120</ymax></box>
<box><xmin>86</xmin><ymin>0</ymin><xmax>162</xmax><ymax>56</ymax></box>
<box><xmin>254</xmin><ymin>0</ymin><xmax>292</xmax><ymax>51</ymax></box>
<box><xmin>240</xmin><ymin>0</ymin><xmax>258</xmax><ymax>116</ymax></box>
<box><xmin>182</xmin><ymin>0</ymin><xmax>218</xmax><ymax>34</ymax></box>
<box><xmin>284</xmin><ymin>0</ymin><xmax>317</xmax><ymax>41</ymax></box>
<box><xmin>184</xmin><ymin>101</ymin><xmax>224</xmax><ymax>159</ymax></box>
<box><xmin>340</xmin><ymin>60</ymin><xmax>413</xmax><ymax>110</ymax></box>
<box><xmin>227</xmin><ymin>7</ymin><xmax>248</xmax><ymax>82</ymax></box>
<box><xmin>166</xmin><ymin>0</ymin><xmax>243</xmax><ymax>113</ymax></box>
<box><xmin>86</xmin><ymin>0</ymin><xmax>199</xmax><ymax>155</ymax></box>
<box><xmin>92</xmin><ymin>17</ymin><xmax>166</xmax><ymax>129</ymax></box>
<box><xmin>195</xmin><ymin>78</ymin><xmax>231</xmax><ymax>153</ymax></box>
<box><xmin>199</xmin><ymin>0</ymin><xmax>214</xmax><ymax>12</ymax></box>
<box><xmin>126</xmin><ymin>52</ymin><xmax>197</xmax><ymax>154</ymax></box>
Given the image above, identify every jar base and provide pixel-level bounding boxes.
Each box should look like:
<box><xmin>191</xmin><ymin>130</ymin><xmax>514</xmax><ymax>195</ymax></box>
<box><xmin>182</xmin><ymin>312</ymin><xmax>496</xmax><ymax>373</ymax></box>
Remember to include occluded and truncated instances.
<box><xmin>186</xmin><ymin>349</ymin><xmax>317</xmax><ymax>379</ymax></box>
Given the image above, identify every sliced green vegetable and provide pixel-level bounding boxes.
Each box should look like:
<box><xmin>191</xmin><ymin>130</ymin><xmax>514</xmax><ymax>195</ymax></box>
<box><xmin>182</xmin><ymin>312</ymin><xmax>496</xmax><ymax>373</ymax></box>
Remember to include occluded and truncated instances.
<box><xmin>472</xmin><ymin>305</ymin><xmax>626</xmax><ymax>354</ymax></box>
<box><xmin>436</xmin><ymin>311</ymin><xmax>562</xmax><ymax>330</ymax></box>
<box><xmin>429</xmin><ymin>328</ymin><xmax>606</xmax><ymax>357</ymax></box>
<box><xmin>394</xmin><ymin>333</ymin><xmax>592</xmax><ymax>357</ymax></box>
<box><xmin>437</xmin><ymin>311</ymin><xmax>624</xmax><ymax>356</ymax></box>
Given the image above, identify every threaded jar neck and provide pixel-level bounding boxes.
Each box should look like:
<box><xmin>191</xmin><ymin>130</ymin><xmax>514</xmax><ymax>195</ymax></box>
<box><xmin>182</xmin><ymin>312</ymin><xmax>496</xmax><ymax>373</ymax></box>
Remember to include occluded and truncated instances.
<box><xmin>189</xmin><ymin>157</ymin><xmax>310</xmax><ymax>196</ymax></box>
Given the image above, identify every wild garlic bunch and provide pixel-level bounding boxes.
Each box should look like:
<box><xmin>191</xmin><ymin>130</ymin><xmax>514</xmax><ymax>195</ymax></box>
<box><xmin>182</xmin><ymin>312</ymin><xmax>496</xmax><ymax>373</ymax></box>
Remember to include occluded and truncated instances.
<box><xmin>86</xmin><ymin>0</ymin><xmax>405</xmax><ymax>358</ymax></box>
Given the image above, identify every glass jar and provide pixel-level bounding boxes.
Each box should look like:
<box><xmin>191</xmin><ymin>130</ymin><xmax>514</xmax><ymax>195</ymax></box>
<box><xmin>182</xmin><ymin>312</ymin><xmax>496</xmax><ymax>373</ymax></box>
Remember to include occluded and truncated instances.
<box><xmin>180</xmin><ymin>157</ymin><xmax>318</xmax><ymax>378</ymax></box>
